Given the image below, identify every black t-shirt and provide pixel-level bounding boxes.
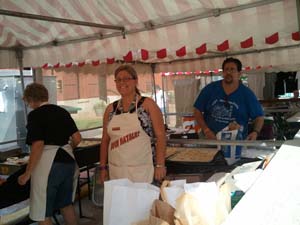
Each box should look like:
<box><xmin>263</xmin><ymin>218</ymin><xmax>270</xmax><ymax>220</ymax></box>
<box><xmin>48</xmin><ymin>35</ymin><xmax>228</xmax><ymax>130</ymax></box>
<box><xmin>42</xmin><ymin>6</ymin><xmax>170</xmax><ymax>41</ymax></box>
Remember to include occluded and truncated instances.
<box><xmin>26</xmin><ymin>104</ymin><xmax>79</xmax><ymax>162</ymax></box>
<box><xmin>26</xmin><ymin>104</ymin><xmax>78</xmax><ymax>146</ymax></box>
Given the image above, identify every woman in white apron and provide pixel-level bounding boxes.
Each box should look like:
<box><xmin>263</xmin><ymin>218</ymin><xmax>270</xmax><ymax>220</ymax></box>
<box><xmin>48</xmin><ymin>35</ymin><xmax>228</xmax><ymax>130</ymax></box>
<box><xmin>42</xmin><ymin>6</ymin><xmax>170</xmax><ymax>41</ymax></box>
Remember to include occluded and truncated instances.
<box><xmin>18</xmin><ymin>83</ymin><xmax>81</xmax><ymax>225</ymax></box>
<box><xmin>100</xmin><ymin>65</ymin><xmax>166</xmax><ymax>184</ymax></box>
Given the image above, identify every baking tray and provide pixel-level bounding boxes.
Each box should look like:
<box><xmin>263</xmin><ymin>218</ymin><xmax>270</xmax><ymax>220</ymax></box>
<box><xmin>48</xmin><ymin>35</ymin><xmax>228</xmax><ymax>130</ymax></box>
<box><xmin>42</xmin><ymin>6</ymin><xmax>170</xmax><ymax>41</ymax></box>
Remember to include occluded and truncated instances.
<box><xmin>0</xmin><ymin>163</ymin><xmax>24</xmax><ymax>176</ymax></box>
<box><xmin>165</xmin><ymin>148</ymin><xmax>227</xmax><ymax>174</ymax></box>
<box><xmin>0</xmin><ymin>149</ymin><xmax>23</xmax><ymax>162</ymax></box>
<box><xmin>166</xmin><ymin>147</ymin><xmax>225</xmax><ymax>164</ymax></box>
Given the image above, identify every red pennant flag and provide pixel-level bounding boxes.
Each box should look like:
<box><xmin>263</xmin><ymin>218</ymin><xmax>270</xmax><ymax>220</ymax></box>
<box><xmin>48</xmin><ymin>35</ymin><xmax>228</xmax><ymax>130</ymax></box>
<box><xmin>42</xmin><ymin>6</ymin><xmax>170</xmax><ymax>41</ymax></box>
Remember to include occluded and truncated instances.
<box><xmin>53</xmin><ymin>63</ymin><xmax>60</xmax><ymax>68</ymax></box>
<box><xmin>196</xmin><ymin>44</ymin><xmax>207</xmax><ymax>55</ymax></box>
<box><xmin>292</xmin><ymin>31</ymin><xmax>300</xmax><ymax>41</ymax></box>
<box><xmin>156</xmin><ymin>48</ymin><xmax>167</xmax><ymax>59</ymax></box>
<box><xmin>265</xmin><ymin>32</ymin><xmax>279</xmax><ymax>44</ymax></box>
<box><xmin>92</xmin><ymin>60</ymin><xmax>100</xmax><ymax>66</ymax></box>
<box><xmin>106</xmin><ymin>58</ymin><xmax>115</xmax><ymax>64</ymax></box>
<box><xmin>65</xmin><ymin>62</ymin><xmax>72</xmax><ymax>68</ymax></box>
<box><xmin>141</xmin><ymin>49</ymin><xmax>149</xmax><ymax>60</ymax></box>
<box><xmin>213</xmin><ymin>69</ymin><xmax>219</xmax><ymax>74</ymax></box>
<box><xmin>240</xmin><ymin>37</ymin><xmax>253</xmax><ymax>48</ymax></box>
<box><xmin>42</xmin><ymin>63</ymin><xmax>48</xmax><ymax>69</ymax></box>
<box><xmin>78</xmin><ymin>62</ymin><xmax>85</xmax><ymax>67</ymax></box>
<box><xmin>123</xmin><ymin>51</ymin><xmax>133</xmax><ymax>62</ymax></box>
<box><xmin>176</xmin><ymin>46</ymin><xmax>186</xmax><ymax>57</ymax></box>
<box><xmin>217</xmin><ymin>40</ymin><xmax>229</xmax><ymax>51</ymax></box>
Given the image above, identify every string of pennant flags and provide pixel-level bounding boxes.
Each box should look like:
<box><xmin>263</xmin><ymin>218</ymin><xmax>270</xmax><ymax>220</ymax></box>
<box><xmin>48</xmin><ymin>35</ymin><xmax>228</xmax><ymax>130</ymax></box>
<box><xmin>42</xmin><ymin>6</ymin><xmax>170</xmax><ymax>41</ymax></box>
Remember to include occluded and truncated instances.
<box><xmin>42</xmin><ymin>31</ymin><xmax>300</xmax><ymax>73</ymax></box>
<box><xmin>161</xmin><ymin>65</ymin><xmax>269</xmax><ymax>76</ymax></box>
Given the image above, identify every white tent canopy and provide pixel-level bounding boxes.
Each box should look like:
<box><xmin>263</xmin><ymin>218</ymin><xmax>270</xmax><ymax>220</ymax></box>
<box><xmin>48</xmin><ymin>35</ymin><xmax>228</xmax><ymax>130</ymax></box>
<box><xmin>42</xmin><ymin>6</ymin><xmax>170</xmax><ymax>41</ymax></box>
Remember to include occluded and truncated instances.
<box><xmin>0</xmin><ymin>0</ymin><xmax>299</xmax><ymax>72</ymax></box>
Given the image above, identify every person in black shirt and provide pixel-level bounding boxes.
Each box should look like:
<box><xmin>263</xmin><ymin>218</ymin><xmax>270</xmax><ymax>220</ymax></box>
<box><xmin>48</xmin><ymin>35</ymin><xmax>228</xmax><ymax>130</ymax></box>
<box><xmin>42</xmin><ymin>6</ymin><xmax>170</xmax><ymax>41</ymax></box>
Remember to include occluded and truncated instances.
<box><xmin>18</xmin><ymin>83</ymin><xmax>81</xmax><ymax>225</ymax></box>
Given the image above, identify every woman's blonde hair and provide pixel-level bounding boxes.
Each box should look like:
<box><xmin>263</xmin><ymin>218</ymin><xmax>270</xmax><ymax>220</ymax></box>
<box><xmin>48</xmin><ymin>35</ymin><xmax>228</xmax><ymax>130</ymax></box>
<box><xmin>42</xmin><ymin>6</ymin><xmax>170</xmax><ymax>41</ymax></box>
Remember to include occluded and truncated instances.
<box><xmin>114</xmin><ymin>65</ymin><xmax>141</xmax><ymax>95</ymax></box>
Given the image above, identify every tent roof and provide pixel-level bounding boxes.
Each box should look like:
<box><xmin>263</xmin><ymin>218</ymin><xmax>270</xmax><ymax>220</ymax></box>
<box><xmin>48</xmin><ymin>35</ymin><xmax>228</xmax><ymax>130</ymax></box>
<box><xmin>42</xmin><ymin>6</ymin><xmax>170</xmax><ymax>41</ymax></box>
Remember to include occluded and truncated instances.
<box><xmin>0</xmin><ymin>0</ymin><xmax>299</xmax><ymax>72</ymax></box>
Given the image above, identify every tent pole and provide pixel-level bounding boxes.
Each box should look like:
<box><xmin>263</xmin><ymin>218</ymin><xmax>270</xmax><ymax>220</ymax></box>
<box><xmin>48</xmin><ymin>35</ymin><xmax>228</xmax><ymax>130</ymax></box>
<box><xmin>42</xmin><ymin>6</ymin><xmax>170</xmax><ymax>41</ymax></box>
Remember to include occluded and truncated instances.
<box><xmin>151</xmin><ymin>63</ymin><xmax>168</xmax><ymax>126</ymax></box>
<box><xmin>296</xmin><ymin>0</ymin><xmax>300</xmax><ymax>31</ymax></box>
<box><xmin>7</xmin><ymin>0</ymin><xmax>282</xmax><ymax>50</ymax></box>
<box><xmin>151</xmin><ymin>64</ymin><xmax>157</xmax><ymax>102</ymax></box>
<box><xmin>16</xmin><ymin>49</ymin><xmax>28</xmax><ymax>152</ymax></box>
<box><xmin>161</xmin><ymin>74</ymin><xmax>168</xmax><ymax>125</ymax></box>
<box><xmin>0</xmin><ymin>9</ymin><xmax>124</xmax><ymax>31</ymax></box>
<box><xmin>15</xmin><ymin>49</ymin><xmax>27</xmax><ymax>116</ymax></box>
<box><xmin>16</xmin><ymin>49</ymin><xmax>27</xmax><ymax>119</ymax></box>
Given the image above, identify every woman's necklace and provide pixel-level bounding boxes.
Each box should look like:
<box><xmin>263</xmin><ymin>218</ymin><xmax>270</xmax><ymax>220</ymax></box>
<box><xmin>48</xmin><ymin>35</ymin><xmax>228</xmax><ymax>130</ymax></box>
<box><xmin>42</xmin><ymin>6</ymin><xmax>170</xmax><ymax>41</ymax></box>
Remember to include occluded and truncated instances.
<box><xmin>118</xmin><ymin>95</ymin><xmax>137</xmax><ymax>113</ymax></box>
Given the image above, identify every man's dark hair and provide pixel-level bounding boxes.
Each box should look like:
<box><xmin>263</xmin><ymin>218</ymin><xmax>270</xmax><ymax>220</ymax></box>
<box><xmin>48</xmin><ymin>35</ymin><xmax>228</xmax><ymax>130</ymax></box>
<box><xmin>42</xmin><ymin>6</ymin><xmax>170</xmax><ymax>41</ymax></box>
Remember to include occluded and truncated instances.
<box><xmin>222</xmin><ymin>57</ymin><xmax>242</xmax><ymax>72</ymax></box>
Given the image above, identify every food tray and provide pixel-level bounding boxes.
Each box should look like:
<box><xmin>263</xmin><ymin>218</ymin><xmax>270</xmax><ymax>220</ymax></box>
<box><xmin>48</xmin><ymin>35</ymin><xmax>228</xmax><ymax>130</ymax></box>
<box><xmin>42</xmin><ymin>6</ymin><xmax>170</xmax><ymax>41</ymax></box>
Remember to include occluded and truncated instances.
<box><xmin>0</xmin><ymin>164</ymin><xmax>24</xmax><ymax>176</ymax></box>
<box><xmin>167</xmin><ymin>147</ymin><xmax>220</xmax><ymax>163</ymax></box>
<box><xmin>165</xmin><ymin>147</ymin><xmax>227</xmax><ymax>174</ymax></box>
<box><xmin>165</xmin><ymin>147</ymin><xmax>180</xmax><ymax>158</ymax></box>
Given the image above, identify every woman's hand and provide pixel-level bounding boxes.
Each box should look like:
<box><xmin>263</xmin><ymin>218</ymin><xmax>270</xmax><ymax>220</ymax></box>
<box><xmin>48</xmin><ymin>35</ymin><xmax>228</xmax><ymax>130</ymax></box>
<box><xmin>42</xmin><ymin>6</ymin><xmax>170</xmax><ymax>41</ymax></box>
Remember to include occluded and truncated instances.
<box><xmin>18</xmin><ymin>172</ymin><xmax>31</xmax><ymax>185</ymax></box>
<box><xmin>154</xmin><ymin>166</ymin><xmax>166</xmax><ymax>181</ymax></box>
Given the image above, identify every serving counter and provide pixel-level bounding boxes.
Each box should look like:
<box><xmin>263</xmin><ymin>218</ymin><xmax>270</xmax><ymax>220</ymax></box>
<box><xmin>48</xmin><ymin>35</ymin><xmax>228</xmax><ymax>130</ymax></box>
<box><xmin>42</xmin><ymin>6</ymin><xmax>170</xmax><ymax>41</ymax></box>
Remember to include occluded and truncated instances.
<box><xmin>164</xmin><ymin>138</ymin><xmax>280</xmax><ymax>183</ymax></box>
<box><xmin>222</xmin><ymin>131</ymin><xmax>300</xmax><ymax>225</ymax></box>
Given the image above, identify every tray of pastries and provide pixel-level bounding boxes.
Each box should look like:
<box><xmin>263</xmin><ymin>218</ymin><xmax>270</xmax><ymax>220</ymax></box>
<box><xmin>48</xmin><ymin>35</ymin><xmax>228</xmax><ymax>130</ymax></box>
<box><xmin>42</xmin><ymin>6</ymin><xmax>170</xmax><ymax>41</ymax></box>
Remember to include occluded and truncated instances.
<box><xmin>165</xmin><ymin>147</ymin><xmax>227</xmax><ymax>174</ymax></box>
<box><xmin>166</xmin><ymin>147</ymin><xmax>225</xmax><ymax>164</ymax></box>
<box><xmin>165</xmin><ymin>147</ymin><xmax>180</xmax><ymax>158</ymax></box>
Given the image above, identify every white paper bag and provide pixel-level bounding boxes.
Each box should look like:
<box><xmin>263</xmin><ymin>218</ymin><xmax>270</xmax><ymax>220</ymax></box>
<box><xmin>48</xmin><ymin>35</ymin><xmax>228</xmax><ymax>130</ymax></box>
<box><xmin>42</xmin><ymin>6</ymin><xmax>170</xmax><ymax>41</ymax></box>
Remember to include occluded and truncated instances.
<box><xmin>103</xmin><ymin>179</ymin><xmax>160</xmax><ymax>225</ymax></box>
<box><xmin>216</xmin><ymin>129</ymin><xmax>242</xmax><ymax>165</ymax></box>
<box><xmin>161</xmin><ymin>180</ymin><xmax>186</xmax><ymax>208</ymax></box>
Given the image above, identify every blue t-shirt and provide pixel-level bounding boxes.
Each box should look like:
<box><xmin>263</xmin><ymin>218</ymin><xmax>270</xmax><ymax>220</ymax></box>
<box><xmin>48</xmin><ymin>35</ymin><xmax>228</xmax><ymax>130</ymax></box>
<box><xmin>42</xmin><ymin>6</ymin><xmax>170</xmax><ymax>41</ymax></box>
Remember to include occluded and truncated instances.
<box><xmin>194</xmin><ymin>80</ymin><xmax>264</xmax><ymax>138</ymax></box>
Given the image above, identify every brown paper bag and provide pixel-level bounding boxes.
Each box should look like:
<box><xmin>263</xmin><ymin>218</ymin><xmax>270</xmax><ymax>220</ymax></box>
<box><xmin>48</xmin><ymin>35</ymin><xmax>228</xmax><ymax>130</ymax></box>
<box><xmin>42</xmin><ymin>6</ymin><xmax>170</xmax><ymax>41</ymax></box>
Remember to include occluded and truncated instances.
<box><xmin>132</xmin><ymin>219</ymin><xmax>149</xmax><ymax>225</ymax></box>
<box><xmin>133</xmin><ymin>199</ymin><xmax>175</xmax><ymax>225</ymax></box>
<box><xmin>160</xmin><ymin>180</ymin><xmax>171</xmax><ymax>203</ymax></box>
<box><xmin>133</xmin><ymin>216</ymin><xmax>171</xmax><ymax>225</ymax></box>
<box><xmin>149</xmin><ymin>215</ymin><xmax>171</xmax><ymax>225</ymax></box>
<box><xmin>151</xmin><ymin>199</ymin><xmax>175</xmax><ymax>225</ymax></box>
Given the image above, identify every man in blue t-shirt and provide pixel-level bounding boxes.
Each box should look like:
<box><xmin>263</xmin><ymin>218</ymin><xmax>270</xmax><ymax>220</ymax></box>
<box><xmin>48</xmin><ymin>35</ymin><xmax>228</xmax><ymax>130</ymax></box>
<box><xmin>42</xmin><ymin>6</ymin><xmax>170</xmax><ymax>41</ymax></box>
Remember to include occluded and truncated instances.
<box><xmin>194</xmin><ymin>57</ymin><xmax>264</xmax><ymax>140</ymax></box>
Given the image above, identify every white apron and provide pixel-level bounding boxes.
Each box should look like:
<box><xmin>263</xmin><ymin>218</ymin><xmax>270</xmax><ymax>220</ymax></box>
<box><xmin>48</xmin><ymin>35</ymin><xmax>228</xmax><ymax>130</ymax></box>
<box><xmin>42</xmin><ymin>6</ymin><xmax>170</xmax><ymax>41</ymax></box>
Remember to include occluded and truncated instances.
<box><xmin>107</xmin><ymin>103</ymin><xmax>154</xmax><ymax>183</ymax></box>
<box><xmin>29</xmin><ymin>144</ymin><xmax>79</xmax><ymax>221</ymax></box>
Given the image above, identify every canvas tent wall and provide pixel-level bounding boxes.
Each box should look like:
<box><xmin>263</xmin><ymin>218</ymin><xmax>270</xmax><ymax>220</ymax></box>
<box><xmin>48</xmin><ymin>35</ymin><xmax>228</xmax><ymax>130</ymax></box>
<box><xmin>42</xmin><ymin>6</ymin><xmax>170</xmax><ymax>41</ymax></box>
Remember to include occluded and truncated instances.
<box><xmin>0</xmin><ymin>0</ymin><xmax>299</xmax><ymax>73</ymax></box>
